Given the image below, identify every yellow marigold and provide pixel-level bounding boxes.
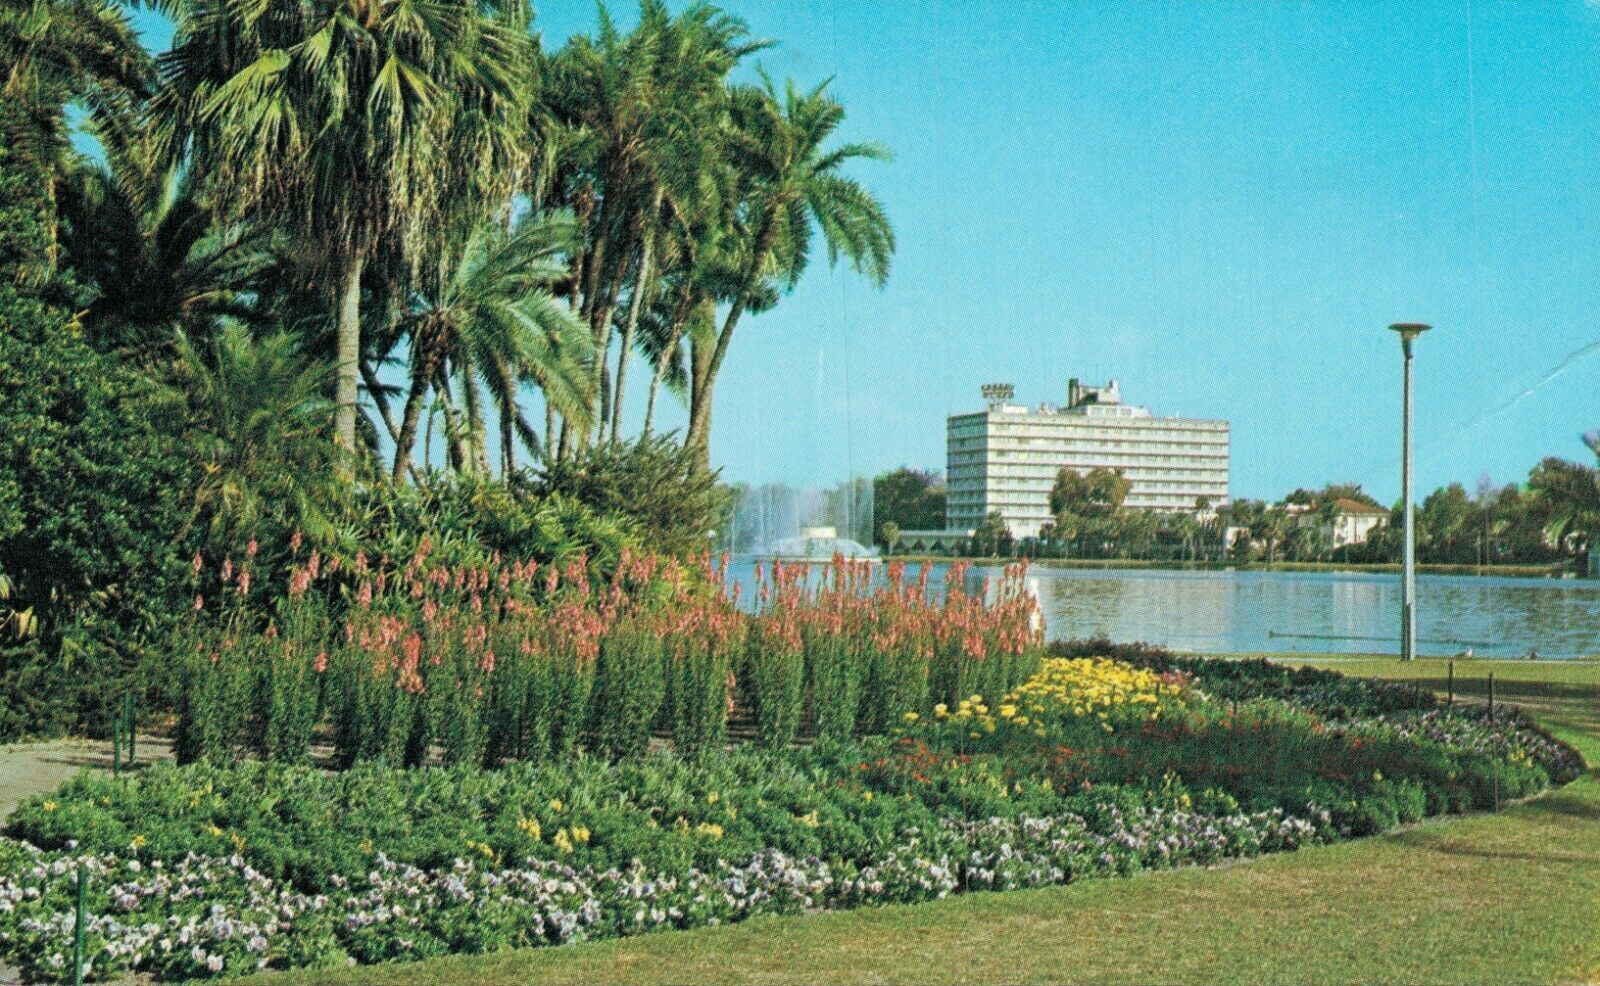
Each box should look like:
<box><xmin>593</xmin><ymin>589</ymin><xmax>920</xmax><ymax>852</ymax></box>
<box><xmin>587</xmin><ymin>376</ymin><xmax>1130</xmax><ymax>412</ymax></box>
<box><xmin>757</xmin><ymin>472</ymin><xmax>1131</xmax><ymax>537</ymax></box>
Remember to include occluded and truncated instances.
<box><xmin>518</xmin><ymin>817</ymin><xmax>542</xmax><ymax>841</ymax></box>
<box><xmin>902</xmin><ymin>711</ymin><xmax>919</xmax><ymax>723</ymax></box>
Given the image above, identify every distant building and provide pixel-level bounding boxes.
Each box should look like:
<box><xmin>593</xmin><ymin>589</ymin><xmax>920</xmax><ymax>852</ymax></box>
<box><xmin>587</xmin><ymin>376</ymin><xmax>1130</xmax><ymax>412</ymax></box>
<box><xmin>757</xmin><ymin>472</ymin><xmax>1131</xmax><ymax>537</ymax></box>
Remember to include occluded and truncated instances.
<box><xmin>1295</xmin><ymin>498</ymin><xmax>1390</xmax><ymax>548</ymax></box>
<box><xmin>946</xmin><ymin>379</ymin><xmax>1230</xmax><ymax>539</ymax></box>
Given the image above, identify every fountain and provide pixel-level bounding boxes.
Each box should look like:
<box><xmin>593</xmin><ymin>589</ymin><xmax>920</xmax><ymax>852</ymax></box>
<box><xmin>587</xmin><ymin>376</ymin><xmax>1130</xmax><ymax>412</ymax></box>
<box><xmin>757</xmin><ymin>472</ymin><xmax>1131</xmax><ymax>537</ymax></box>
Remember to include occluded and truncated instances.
<box><xmin>728</xmin><ymin>481</ymin><xmax>879</xmax><ymax>562</ymax></box>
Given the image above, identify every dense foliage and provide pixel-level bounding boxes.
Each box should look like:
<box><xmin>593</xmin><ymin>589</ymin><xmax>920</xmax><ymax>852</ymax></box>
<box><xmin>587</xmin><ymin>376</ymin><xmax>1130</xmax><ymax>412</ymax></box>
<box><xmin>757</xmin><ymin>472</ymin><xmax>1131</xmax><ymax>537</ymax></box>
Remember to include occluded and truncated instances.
<box><xmin>0</xmin><ymin>652</ymin><xmax>1580</xmax><ymax>980</ymax></box>
<box><xmin>872</xmin><ymin>467</ymin><xmax>947</xmax><ymax>547</ymax></box>
<box><xmin>0</xmin><ymin>0</ymin><xmax>895</xmax><ymax>742</ymax></box>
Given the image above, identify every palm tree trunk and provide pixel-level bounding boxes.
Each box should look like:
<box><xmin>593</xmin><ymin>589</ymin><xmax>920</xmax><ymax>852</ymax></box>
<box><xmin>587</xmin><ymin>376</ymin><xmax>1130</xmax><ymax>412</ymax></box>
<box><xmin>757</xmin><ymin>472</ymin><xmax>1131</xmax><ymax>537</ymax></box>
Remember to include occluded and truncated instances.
<box><xmin>439</xmin><ymin>377</ymin><xmax>466</xmax><ymax>472</ymax></box>
<box><xmin>391</xmin><ymin>350</ymin><xmax>437</xmax><ymax>481</ymax></box>
<box><xmin>461</xmin><ymin>371</ymin><xmax>491</xmax><ymax>475</ymax></box>
<box><xmin>611</xmin><ymin>192</ymin><xmax>663</xmax><ymax>444</ymax></box>
<box><xmin>545</xmin><ymin>403</ymin><xmax>556</xmax><ymax>461</ymax></box>
<box><xmin>335</xmin><ymin>252</ymin><xmax>365</xmax><ymax>462</ymax></box>
<box><xmin>361</xmin><ymin>358</ymin><xmax>403</xmax><ymax>447</ymax></box>
<box><xmin>642</xmin><ymin>348</ymin><xmax>668</xmax><ymax>437</ymax></box>
<box><xmin>644</xmin><ymin>281</ymin><xmax>697</xmax><ymax>437</ymax></box>
<box><xmin>424</xmin><ymin>401</ymin><xmax>435</xmax><ymax>472</ymax></box>
<box><xmin>686</xmin><ymin>215</ymin><xmax>780</xmax><ymax>461</ymax></box>
<box><xmin>497</xmin><ymin>357</ymin><xmax>518</xmax><ymax>477</ymax></box>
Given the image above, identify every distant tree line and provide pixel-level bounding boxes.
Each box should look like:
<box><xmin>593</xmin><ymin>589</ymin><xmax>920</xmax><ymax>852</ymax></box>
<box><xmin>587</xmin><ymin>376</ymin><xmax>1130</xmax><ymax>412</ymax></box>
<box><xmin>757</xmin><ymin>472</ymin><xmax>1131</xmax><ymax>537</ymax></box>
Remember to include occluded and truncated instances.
<box><xmin>871</xmin><ymin>447</ymin><xmax>1600</xmax><ymax>571</ymax></box>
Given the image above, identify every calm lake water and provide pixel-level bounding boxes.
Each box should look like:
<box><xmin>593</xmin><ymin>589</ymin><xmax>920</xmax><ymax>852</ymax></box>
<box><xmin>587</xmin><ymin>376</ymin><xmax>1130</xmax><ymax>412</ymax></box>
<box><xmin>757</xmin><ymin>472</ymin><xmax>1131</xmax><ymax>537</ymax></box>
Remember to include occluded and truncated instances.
<box><xmin>726</xmin><ymin>562</ymin><xmax>1600</xmax><ymax>659</ymax></box>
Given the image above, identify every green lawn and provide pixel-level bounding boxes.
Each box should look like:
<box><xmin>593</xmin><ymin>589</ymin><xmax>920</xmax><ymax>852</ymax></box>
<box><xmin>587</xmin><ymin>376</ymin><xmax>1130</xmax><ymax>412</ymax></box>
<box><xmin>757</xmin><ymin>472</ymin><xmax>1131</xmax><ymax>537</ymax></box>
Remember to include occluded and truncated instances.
<box><xmin>274</xmin><ymin>658</ymin><xmax>1600</xmax><ymax>986</ymax></box>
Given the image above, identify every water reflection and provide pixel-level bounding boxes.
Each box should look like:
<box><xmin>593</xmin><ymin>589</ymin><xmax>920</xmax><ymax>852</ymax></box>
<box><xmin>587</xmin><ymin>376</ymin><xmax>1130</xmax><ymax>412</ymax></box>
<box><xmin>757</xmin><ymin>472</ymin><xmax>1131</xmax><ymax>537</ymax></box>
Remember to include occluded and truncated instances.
<box><xmin>724</xmin><ymin>561</ymin><xmax>1600</xmax><ymax>658</ymax></box>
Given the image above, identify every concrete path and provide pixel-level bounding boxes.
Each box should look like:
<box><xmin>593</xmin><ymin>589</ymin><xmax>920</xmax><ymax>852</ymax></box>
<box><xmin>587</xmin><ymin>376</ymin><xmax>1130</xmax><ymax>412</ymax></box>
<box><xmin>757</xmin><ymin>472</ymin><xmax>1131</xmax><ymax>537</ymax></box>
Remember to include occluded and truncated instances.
<box><xmin>0</xmin><ymin>734</ymin><xmax>173</xmax><ymax>820</ymax></box>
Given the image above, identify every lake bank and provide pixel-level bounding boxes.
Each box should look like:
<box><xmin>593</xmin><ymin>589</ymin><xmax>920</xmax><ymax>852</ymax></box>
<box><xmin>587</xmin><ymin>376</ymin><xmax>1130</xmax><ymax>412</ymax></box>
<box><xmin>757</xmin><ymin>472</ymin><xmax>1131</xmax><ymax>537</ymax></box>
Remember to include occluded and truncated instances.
<box><xmin>887</xmin><ymin>555</ymin><xmax>1573</xmax><ymax>579</ymax></box>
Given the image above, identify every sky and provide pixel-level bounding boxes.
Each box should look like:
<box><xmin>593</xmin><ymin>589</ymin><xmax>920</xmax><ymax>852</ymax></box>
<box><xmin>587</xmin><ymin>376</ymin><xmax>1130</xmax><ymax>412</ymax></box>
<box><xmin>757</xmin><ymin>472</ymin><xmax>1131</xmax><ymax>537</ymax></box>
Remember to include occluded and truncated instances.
<box><xmin>125</xmin><ymin>1</ymin><xmax>1600</xmax><ymax>503</ymax></box>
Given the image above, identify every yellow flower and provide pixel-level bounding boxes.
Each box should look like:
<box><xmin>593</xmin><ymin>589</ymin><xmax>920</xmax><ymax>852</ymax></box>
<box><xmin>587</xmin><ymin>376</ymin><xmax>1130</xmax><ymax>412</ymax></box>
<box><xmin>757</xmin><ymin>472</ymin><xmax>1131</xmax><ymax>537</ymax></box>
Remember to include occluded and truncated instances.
<box><xmin>796</xmin><ymin>810</ymin><xmax>820</xmax><ymax>829</ymax></box>
<box><xmin>695</xmin><ymin>822</ymin><xmax>724</xmax><ymax>840</ymax></box>
<box><xmin>707</xmin><ymin>791</ymin><xmax>720</xmax><ymax>805</ymax></box>
<box><xmin>902</xmin><ymin>711</ymin><xmax>919</xmax><ymax>723</ymax></box>
<box><xmin>862</xmin><ymin>791</ymin><xmax>874</xmax><ymax>802</ymax></box>
<box><xmin>999</xmin><ymin>704</ymin><xmax>1018</xmax><ymax>719</ymax></box>
<box><xmin>549</xmin><ymin>798</ymin><xmax>564</xmax><ymax>813</ymax></box>
<box><xmin>130</xmin><ymin>834</ymin><xmax>146</xmax><ymax>850</ymax></box>
<box><xmin>518</xmin><ymin>817</ymin><xmax>542</xmax><ymax>841</ymax></box>
<box><xmin>552</xmin><ymin>829</ymin><xmax>574</xmax><ymax>853</ymax></box>
<box><xmin>230</xmin><ymin>832</ymin><xmax>247</xmax><ymax>852</ymax></box>
<box><xmin>360</xmin><ymin>838</ymin><xmax>374</xmax><ymax>853</ymax></box>
<box><xmin>934</xmin><ymin>703</ymin><xmax>949</xmax><ymax>718</ymax></box>
<box><xmin>571</xmin><ymin>825</ymin><xmax>591</xmax><ymax>844</ymax></box>
<box><xmin>207</xmin><ymin>824</ymin><xmax>224</xmax><ymax>838</ymax></box>
<box><xmin>41</xmin><ymin>801</ymin><xmax>56</xmax><ymax>813</ymax></box>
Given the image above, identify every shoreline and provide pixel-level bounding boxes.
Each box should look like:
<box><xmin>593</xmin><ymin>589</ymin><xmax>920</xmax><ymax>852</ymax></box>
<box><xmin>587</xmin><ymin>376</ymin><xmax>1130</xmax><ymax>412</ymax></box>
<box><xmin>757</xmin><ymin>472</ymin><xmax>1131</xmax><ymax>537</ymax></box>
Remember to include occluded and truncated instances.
<box><xmin>885</xmin><ymin>555</ymin><xmax>1573</xmax><ymax>579</ymax></box>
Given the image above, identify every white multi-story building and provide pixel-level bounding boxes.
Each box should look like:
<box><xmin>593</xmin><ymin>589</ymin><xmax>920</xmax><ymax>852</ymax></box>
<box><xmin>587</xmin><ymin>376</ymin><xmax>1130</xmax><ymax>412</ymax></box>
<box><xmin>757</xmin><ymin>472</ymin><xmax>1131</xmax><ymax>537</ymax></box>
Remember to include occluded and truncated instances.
<box><xmin>946</xmin><ymin>379</ymin><xmax>1230</xmax><ymax>539</ymax></box>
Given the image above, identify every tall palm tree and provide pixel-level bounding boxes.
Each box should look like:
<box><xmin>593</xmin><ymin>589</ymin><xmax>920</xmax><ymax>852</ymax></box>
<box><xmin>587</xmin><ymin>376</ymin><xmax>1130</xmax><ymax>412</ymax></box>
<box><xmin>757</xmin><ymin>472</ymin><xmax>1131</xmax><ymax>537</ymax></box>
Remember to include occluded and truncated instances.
<box><xmin>685</xmin><ymin>74</ymin><xmax>894</xmax><ymax>462</ymax></box>
<box><xmin>151</xmin><ymin>0</ymin><xmax>532</xmax><ymax>459</ymax></box>
<box><xmin>389</xmin><ymin>211</ymin><xmax>594</xmax><ymax>481</ymax></box>
<box><xmin>544</xmin><ymin>2</ymin><xmax>765</xmax><ymax>448</ymax></box>
<box><xmin>1</xmin><ymin>0</ymin><xmax>150</xmax><ymax>282</ymax></box>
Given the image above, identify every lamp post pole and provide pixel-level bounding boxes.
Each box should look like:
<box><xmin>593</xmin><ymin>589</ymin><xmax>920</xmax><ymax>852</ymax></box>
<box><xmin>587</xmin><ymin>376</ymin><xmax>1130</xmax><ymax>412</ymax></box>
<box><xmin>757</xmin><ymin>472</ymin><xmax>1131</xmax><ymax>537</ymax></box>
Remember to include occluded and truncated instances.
<box><xmin>1391</xmin><ymin>323</ymin><xmax>1431</xmax><ymax>661</ymax></box>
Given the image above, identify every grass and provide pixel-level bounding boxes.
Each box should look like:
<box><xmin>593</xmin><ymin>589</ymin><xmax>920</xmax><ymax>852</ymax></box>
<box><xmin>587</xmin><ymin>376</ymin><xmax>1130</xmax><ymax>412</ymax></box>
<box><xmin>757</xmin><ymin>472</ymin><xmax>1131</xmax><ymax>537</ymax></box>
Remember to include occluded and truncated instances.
<box><xmin>273</xmin><ymin>657</ymin><xmax>1600</xmax><ymax>986</ymax></box>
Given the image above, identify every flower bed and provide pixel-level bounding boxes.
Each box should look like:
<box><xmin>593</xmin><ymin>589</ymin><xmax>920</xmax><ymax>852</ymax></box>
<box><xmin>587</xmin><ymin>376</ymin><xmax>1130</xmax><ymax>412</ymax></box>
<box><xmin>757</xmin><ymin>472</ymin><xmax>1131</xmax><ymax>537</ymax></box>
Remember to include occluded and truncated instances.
<box><xmin>173</xmin><ymin>547</ymin><xmax>1044</xmax><ymax>767</ymax></box>
<box><xmin>1</xmin><ymin>653</ymin><xmax>1582</xmax><ymax>981</ymax></box>
<box><xmin>3</xmin><ymin>649</ymin><xmax>1587</xmax><ymax>979</ymax></box>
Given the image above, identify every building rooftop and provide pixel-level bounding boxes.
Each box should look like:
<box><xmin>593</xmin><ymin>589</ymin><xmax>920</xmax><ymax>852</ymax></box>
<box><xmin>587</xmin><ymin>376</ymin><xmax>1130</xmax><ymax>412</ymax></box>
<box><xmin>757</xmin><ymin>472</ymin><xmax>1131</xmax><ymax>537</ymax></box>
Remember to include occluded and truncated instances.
<box><xmin>1329</xmin><ymin>498</ymin><xmax>1390</xmax><ymax>516</ymax></box>
<box><xmin>968</xmin><ymin>379</ymin><xmax>1224</xmax><ymax>424</ymax></box>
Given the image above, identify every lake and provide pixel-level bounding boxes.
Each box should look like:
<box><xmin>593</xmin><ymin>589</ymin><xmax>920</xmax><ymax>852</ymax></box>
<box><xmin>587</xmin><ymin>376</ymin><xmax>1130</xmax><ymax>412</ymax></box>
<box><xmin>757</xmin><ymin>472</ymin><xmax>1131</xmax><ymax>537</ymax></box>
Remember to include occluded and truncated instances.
<box><xmin>725</xmin><ymin>562</ymin><xmax>1600</xmax><ymax>658</ymax></box>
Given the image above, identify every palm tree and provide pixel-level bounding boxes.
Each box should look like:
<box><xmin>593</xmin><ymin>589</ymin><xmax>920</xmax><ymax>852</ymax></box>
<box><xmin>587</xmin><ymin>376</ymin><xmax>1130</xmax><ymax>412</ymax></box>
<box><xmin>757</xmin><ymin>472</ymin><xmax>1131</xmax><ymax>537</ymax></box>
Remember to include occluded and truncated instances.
<box><xmin>604</xmin><ymin>3</ymin><xmax>764</xmax><ymax>445</ymax></box>
<box><xmin>58</xmin><ymin>149</ymin><xmax>277</xmax><ymax>361</ymax></box>
<box><xmin>544</xmin><ymin>2</ymin><xmax>763</xmax><ymax>448</ymax></box>
<box><xmin>176</xmin><ymin>324</ymin><xmax>340</xmax><ymax>542</ymax></box>
<box><xmin>685</xmin><ymin>74</ymin><xmax>894</xmax><ymax>462</ymax></box>
<box><xmin>1530</xmin><ymin>442</ymin><xmax>1600</xmax><ymax>561</ymax></box>
<box><xmin>1</xmin><ymin>0</ymin><xmax>150</xmax><ymax>282</ymax></box>
<box><xmin>389</xmin><ymin>211</ymin><xmax>594</xmax><ymax>481</ymax></box>
<box><xmin>151</xmin><ymin>0</ymin><xmax>532</xmax><ymax>459</ymax></box>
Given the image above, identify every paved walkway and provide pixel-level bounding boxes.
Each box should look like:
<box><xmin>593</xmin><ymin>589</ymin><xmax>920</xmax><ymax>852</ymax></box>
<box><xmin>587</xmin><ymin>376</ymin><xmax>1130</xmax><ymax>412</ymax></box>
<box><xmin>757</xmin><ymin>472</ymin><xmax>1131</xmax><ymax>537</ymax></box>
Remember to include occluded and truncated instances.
<box><xmin>0</xmin><ymin>734</ymin><xmax>173</xmax><ymax>819</ymax></box>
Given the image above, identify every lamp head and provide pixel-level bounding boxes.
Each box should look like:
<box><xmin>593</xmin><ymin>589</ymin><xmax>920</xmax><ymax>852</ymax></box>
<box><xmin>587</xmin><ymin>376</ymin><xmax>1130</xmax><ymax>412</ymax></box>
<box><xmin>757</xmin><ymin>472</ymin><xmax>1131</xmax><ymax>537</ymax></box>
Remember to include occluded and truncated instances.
<box><xmin>1389</xmin><ymin>322</ymin><xmax>1432</xmax><ymax>343</ymax></box>
<box><xmin>1390</xmin><ymin>322</ymin><xmax>1431</xmax><ymax>356</ymax></box>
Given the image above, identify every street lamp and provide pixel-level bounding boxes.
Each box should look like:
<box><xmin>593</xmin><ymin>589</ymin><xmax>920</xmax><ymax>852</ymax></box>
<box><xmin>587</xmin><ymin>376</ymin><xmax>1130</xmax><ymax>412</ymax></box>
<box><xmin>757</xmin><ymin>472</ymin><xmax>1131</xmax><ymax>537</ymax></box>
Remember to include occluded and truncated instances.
<box><xmin>1391</xmin><ymin>322</ymin><xmax>1431</xmax><ymax>661</ymax></box>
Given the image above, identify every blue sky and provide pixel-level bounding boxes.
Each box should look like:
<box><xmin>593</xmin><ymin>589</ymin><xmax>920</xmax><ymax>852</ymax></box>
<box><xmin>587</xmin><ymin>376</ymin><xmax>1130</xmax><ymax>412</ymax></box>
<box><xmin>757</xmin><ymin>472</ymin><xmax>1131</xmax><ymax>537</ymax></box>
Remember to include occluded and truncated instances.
<box><xmin>127</xmin><ymin>2</ymin><xmax>1600</xmax><ymax>502</ymax></box>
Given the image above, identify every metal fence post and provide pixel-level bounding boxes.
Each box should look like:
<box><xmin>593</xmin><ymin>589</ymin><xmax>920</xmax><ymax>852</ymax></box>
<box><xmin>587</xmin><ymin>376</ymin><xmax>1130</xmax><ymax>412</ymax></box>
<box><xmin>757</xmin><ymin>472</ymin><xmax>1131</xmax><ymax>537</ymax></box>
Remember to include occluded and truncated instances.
<box><xmin>123</xmin><ymin>692</ymin><xmax>135</xmax><ymax>765</ymax></box>
<box><xmin>73</xmin><ymin>865</ymin><xmax>87</xmax><ymax>986</ymax></box>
